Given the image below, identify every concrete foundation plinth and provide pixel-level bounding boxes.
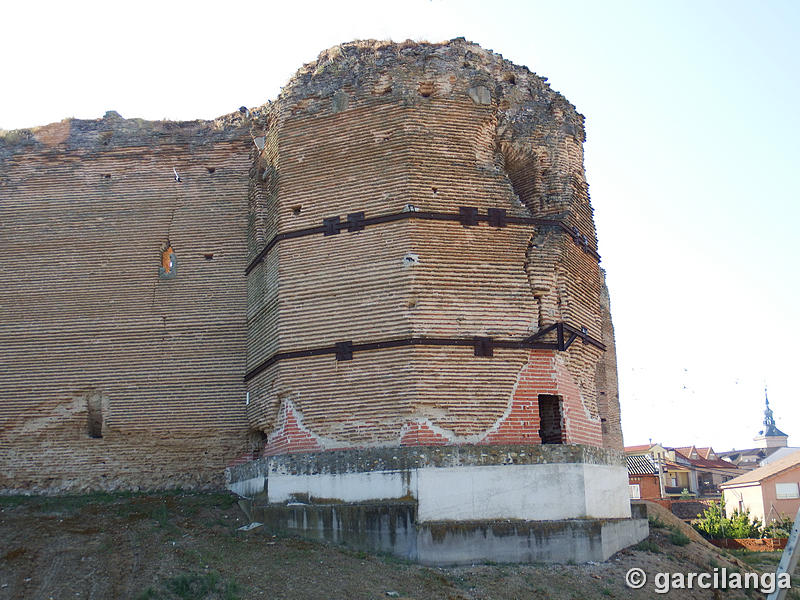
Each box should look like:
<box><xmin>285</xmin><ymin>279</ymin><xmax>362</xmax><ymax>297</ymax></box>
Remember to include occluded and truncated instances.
<box><xmin>229</xmin><ymin>445</ymin><xmax>648</xmax><ymax>564</ymax></box>
<box><xmin>241</xmin><ymin>499</ymin><xmax>648</xmax><ymax>565</ymax></box>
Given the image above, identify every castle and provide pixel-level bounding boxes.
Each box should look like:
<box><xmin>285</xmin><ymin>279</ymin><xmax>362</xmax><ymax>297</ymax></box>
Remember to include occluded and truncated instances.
<box><xmin>0</xmin><ymin>39</ymin><xmax>644</xmax><ymax>563</ymax></box>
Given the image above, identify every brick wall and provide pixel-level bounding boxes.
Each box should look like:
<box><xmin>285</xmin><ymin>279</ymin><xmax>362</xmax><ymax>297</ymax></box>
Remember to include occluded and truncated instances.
<box><xmin>629</xmin><ymin>474</ymin><xmax>662</xmax><ymax>500</ymax></box>
<box><xmin>0</xmin><ymin>39</ymin><xmax>624</xmax><ymax>492</ymax></box>
<box><xmin>0</xmin><ymin>114</ymin><xmax>252</xmax><ymax>493</ymax></box>
<box><xmin>245</xmin><ymin>39</ymin><xmax>617</xmax><ymax>454</ymax></box>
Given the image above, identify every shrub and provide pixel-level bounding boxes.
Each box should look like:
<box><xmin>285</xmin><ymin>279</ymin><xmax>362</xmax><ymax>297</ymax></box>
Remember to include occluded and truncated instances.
<box><xmin>727</xmin><ymin>508</ymin><xmax>763</xmax><ymax>539</ymax></box>
<box><xmin>648</xmin><ymin>514</ymin><xmax>667</xmax><ymax>529</ymax></box>
<box><xmin>693</xmin><ymin>498</ymin><xmax>763</xmax><ymax>539</ymax></box>
<box><xmin>764</xmin><ymin>514</ymin><xmax>795</xmax><ymax>539</ymax></box>
<box><xmin>668</xmin><ymin>529</ymin><xmax>691</xmax><ymax>546</ymax></box>
<box><xmin>694</xmin><ymin>499</ymin><xmax>728</xmax><ymax>539</ymax></box>
<box><xmin>634</xmin><ymin>539</ymin><xmax>661</xmax><ymax>553</ymax></box>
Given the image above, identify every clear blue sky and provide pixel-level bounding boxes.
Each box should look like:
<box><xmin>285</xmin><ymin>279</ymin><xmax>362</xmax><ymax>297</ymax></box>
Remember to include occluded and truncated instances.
<box><xmin>3</xmin><ymin>0</ymin><xmax>797</xmax><ymax>451</ymax></box>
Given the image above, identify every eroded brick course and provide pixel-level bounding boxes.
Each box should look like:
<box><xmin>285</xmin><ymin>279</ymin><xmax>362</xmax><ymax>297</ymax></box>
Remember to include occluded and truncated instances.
<box><xmin>245</xmin><ymin>39</ymin><xmax>620</xmax><ymax>454</ymax></box>
<box><xmin>0</xmin><ymin>39</ymin><xmax>623</xmax><ymax>493</ymax></box>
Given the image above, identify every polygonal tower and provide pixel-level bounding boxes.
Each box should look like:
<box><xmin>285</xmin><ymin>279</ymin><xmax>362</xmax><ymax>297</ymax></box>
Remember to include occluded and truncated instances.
<box><xmin>229</xmin><ymin>39</ymin><xmax>643</xmax><ymax>564</ymax></box>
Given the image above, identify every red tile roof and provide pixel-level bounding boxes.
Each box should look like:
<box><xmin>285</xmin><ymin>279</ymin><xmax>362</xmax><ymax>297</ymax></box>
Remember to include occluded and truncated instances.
<box><xmin>720</xmin><ymin>450</ymin><xmax>800</xmax><ymax>488</ymax></box>
<box><xmin>624</xmin><ymin>444</ymin><xmax>653</xmax><ymax>453</ymax></box>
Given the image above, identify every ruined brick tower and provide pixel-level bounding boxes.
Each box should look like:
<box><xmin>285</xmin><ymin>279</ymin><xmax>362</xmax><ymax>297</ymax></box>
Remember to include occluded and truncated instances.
<box><xmin>229</xmin><ymin>40</ymin><xmax>641</xmax><ymax>563</ymax></box>
<box><xmin>242</xmin><ymin>39</ymin><xmax>622</xmax><ymax>455</ymax></box>
<box><xmin>1</xmin><ymin>39</ymin><xmax>643</xmax><ymax>562</ymax></box>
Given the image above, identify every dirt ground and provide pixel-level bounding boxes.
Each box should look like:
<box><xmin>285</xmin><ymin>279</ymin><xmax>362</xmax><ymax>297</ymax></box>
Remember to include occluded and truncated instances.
<box><xmin>0</xmin><ymin>493</ymin><xmax>797</xmax><ymax>600</ymax></box>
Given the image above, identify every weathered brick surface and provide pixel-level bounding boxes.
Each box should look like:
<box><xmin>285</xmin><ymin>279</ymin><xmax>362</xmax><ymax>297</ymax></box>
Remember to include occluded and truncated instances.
<box><xmin>483</xmin><ymin>350</ymin><xmax>602</xmax><ymax>447</ymax></box>
<box><xmin>596</xmin><ymin>270</ymin><xmax>624</xmax><ymax>450</ymax></box>
<box><xmin>244</xmin><ymin>39</ymin><xmax>618</xmax><ymax>453</ymax></box>
<box><xmin>0</xmin><ymin>114</ymin><xmax>252</xmax><ymax>493</ymax></box>
<box><xmin>0</xmin><ymin>39</ymin><xmax>624</xmax><ymax>492</ymax></box>
<box><xmin>262</xmin><ymin>399</ymin><xmax>324</xmax><ymax>457</ymax></box>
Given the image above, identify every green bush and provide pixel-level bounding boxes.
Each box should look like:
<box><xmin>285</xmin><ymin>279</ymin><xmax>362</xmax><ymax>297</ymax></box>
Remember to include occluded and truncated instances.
<box><xmin>668</xmin><ymin>529</ymin><xmax>691</xmax><ymax>546</ymax></box>
<box><xmin>694</xmin><ymin>499</ymin><xmax>728</xmax><ymax>539</ymax></box>
<box><xmin>634</xmin><ymin>539</ymin><xmax>661</xmax><ymax>553</ymax></box>
<box><xmin>648</xmin><ymin>514</ymin><xmax>668</xmax><ymax>529</ymax></box>
<box><xmin>764</xmin><ymin>514</ymin><xmax>795</xmax><ymax>539</ymax></box>
<box><xmin>727</xmin><ymin>508</ymin><xmax>763</xmax><ymax>539</ymax></box>
<box><xmin>693</xmin><ymin>498</ymin><xmax>763</xmax><ymax>539</ymax></box>
<box><xmin>136</xmin><ymin>571</ymin><xmax>240</xmax><ymax>600</ymax></box>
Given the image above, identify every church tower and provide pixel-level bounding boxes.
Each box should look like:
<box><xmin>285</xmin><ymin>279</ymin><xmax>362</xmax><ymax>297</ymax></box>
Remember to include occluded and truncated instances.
<box><xmin>754</xmin><ymin>388</ymin><xmax>789</xmax><ymax>449</ymax></box>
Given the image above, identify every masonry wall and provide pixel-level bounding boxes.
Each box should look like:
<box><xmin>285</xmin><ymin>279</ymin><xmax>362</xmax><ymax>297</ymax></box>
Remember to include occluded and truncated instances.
<box><xmin>629</xmin><ymin>474</ymin><xmax>661</xmax><ymax>500</ymax></box>
<box><xmin>0</xmin><ymin>114</ymin><xmax>252</xmax><ymax>493</ymax></box>
<box><xmin>244</xmin><ymin>39</ymin><xmax>615</xmax><ymax>453</ymax></box>
<box><xmin>761</xmin><ymin>469</ymin><xmax>800</xmax><ymax>523</ymax></box>
<box><xmin>0</xmin><ymin>38</ymin><xmax>624</xmax><ymax>493</ymax></box>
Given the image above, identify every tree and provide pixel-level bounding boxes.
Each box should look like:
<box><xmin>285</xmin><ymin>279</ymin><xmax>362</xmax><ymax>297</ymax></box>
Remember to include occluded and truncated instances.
<box><xmin>764</xmin><ymin>514</ymin><xmax>795</xmax><ymax>539</ymax></box>
<box><xmin>727</xmin><ymin>508</ymin><xmax>763</xmax><ymax>539</ymax></box>
<box><xmin>694</xmin><ymin>498</ymin><xmax>727</xmax><ymax>539</ymax></box>
<box><xmin>693</xmin><ymin>497</ymin><xmax>764</xmax><ymax>539</ymax></box>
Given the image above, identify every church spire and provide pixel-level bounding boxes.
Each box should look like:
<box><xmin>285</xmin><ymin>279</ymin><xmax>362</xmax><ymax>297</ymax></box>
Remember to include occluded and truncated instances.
<box><xmin>760</xmin><ymin>386</ymin><xmax>787</xmax><ymax>438</ymax></box>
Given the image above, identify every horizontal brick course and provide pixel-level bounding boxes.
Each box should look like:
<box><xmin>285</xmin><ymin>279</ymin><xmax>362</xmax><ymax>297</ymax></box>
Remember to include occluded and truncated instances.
<box><xmin>0</xmin><ymin>39</ymin><xmax>623</xmax><ymax>492</ymax></box>
<box><xmin>245</xmin><ymin>40</ymin><xmax>618</xmax><ymax>457</ymax></box>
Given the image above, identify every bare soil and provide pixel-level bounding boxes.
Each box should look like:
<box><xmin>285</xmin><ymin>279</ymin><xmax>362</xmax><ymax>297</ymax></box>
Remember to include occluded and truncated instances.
<box><xmin>0</xmin><ymin>494</ymin><xmax>796</xmax><ymax>600</ymax></box>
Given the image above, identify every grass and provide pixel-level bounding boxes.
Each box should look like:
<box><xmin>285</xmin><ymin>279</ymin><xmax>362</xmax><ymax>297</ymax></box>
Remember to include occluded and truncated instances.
<box><xmin>668</xmin><ymin>528</ymin><xmax>690</xmax><ymax>546</ymax></box>
<box><xmin>0</xmin><ymin>490</ymin><xmax>238</xmax><ymax>520</ymax></box>
<box><xmin>633</xmin><ymin>539</ymin><xmax>661</xmax><ymax>553</ymax></box>
<box><xmin>135</xmin><ymin>571</ymin><xmax>241</xmax><ymax>600</ymax></box>
<box><xmin>0</xmin><ymin>490</ymin><xmax>141</xmax><ymax>513</ymax></box>
<box><xmin>731</xmin><ymin>550</ymin><xmax>782</xmax><ymax>568</ymax></box>
<box><xmin>647</xmin><ymin>514</ymin><xmax>668</xmax><ymax>530</ymax></box>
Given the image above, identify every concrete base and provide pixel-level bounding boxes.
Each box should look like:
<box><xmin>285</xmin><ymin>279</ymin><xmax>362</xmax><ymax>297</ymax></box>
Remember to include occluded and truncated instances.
<box><xmin>228</xmin><ymin>445</ymin><xmax>647</xmax><ymax>563</ymax></box>
<box><xmin>243</xmin><ymin>500</ymin><xmax>649</xmax><ymax>565</ymax></box>
<box><xmin>227</xmin><ymin>444</ymin><xmax>633</xmax><ymax>520</ymax></box>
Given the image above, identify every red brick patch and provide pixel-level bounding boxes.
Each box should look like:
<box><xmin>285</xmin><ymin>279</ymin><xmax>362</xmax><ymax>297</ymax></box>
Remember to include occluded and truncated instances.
<box><xmin>480</xmin><ymin>350</ymin><xmax>602</xmax><ymax>447</ymax></box>
<box><xmin>262</xmin><ymin>400</ymin><xmax>323</xmax><ymax>456</ymax></box>
<box><xmin>400</xmin><ymin>421</ymin><xmax>451</xmax><ymax>446</ymax></box>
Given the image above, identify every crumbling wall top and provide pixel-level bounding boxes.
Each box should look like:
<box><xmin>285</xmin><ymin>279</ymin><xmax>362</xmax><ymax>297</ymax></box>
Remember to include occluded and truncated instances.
<box><xmin>0</xmin><ymin>110</ymin><xmax>250</xmax><ymax>158</ymax></box>
<box><xmin>268</xmin><ymin>38</ymin><xmax>585</xmax><ymax>142</ymax></box>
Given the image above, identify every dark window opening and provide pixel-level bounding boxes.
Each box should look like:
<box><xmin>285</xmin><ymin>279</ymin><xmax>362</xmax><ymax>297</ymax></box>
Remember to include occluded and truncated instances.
<box><xmin>203</xmin><ymin>253</ymin><xmax>214</xmax><ymax>260</ymax></box>
<box><xmin>247</xmin><ymin>429</ymin><xmax>268</xmax><ymax>457</ymax></box>
<box><xmin>292</xmin><ymin>205</ymin><xmax>302</xmax><ymax>216</ymax></box>
<box><xmin>538</xmin><ymin>394</ymin><xmax>564</xmax><ymax>444</ymax></box>
<box><xmin>206</xmin><ymin>167</ymin><xmax>216</xmax><ymax>174</ymax></box>
<box><xmin>87</xmin><ymin>394</ymin><xmax>103</xmax><ymax>439</ymax></box>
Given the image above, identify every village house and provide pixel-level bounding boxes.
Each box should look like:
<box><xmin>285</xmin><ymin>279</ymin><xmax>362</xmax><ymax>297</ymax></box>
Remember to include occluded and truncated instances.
<box><xmin>626</xmin><ymin>454</ymin><xmax>661</xmax><ymax>500</ymax></box>
<box><xmin>625</xmin><ymin>443</ymin><xmax>741</xmax><ymax>497</ymax></box>
<box><xmin>720</xmin><ymin>449</ymin><xmax>800</xmax><ymax>523</ymax></box>
<box><xmin>626</xmin><ymin>394</ymin><xmax>792</xmax><ymax>499</ymax></box>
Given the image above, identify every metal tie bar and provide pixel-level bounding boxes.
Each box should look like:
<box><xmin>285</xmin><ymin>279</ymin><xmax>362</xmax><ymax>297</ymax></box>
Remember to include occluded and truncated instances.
<box><xmin>244</xmin><ymin>208</ymin><xmax>600</xmax><ymax>275</ymax></box>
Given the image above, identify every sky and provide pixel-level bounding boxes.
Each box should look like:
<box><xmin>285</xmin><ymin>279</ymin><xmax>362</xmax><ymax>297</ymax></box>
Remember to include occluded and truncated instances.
<box><xmin>2</xmin><ymin>0</ymin><xmax>797</xmax><ymax>452</ymax></box>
